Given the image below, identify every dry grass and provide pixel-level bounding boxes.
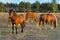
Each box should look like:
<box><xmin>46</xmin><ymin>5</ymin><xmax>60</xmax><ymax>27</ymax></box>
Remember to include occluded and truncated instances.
<box><xmin>0</xmin><ymin>12</ymin><xmax>60</xmax><ymax>40</ymax></box>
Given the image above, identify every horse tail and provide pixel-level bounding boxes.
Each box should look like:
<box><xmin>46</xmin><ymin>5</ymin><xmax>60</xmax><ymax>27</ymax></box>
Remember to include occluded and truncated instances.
<box><xmin>26</xmin><ymin>13</ymin><xmax>28</xmax><ymax>20</ymax></box>
<box><xmin>53</xmin><ymin>14</ymin><xmax>58</xmax><ymax>28</ymax></box>
<box><xmin>39</xmin><ymin>17</ymin><xmax>42</xmax><ymax>26</ymax></box>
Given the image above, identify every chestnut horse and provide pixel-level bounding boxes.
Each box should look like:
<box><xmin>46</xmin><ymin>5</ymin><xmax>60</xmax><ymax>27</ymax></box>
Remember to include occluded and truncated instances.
<box><xmin>39</xmin><ymin>14</ymin><xmax>57</xmax><ymax>30</ymax></box>
<box><xmin>8</xmin><ymin>9</ymin><xmax>26</xmax><ymax>34</ymax></box>
<box><xmin>26</xmin><ymin>12</ymin><xmax>38</xmax><ymax>24</ymax></box>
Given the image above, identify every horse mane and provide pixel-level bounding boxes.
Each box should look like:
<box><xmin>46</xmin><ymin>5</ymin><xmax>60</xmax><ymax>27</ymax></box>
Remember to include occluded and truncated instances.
<box><xmin>13</xmin><ymin>12</ymin><xmax>17</xmax><ymax>16</ymax></box>
<box><xmin>9</xmin><ymin>9</ymin><xmax>13</xmax><ymax>13</ymax></box>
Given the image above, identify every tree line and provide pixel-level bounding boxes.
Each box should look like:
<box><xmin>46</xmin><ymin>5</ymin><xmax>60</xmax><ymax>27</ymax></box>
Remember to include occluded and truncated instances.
<box><xmin>0</xmin><ymin>0</ymin><xmax>60</xmax><ymax>13</ymax></box>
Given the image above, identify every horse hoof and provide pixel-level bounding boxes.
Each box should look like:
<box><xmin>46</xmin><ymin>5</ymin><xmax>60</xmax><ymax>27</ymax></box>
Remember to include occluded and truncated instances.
<box><xmin>12</xmin><ymin>32</ymin><xmax>14</xmax><ymax>34</ymax></box>
<box><xmin>51</xmin><ymin>27</ymin><xmax>54</xmax><ymax>30</ymax></box>
<box><xmin>16</xmin><ymin>32</ymin><xmax>18</xmax><ymax>34</ymax></box>
<box><xmin>39</xmin><ymin>28</ymin><xmax>41</xmax><ymax>31</ymax></box>
<box><xmin>45</xmin><ymin>28</ymin><xmax>47</xmax><ymax>30</ymax></box>
<box><xmin>21</xmin><ymin>31</ymin><xmax>23</xmax><ymax>33</ymax></box>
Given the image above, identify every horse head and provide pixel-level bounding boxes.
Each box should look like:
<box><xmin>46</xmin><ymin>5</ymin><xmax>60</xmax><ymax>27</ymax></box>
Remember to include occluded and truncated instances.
<box><xmin>9</xmin><ymin>9</ymin><xmax>15</xmax><ymax>18</ymax></box>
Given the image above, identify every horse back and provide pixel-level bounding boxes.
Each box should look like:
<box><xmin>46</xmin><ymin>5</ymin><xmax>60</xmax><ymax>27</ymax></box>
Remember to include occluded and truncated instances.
<box><xmin>26</xmin><ymin>12</ymin><xmax>35</xmax><ymax>18</ymax></box>
<box><xmin>40</xmin><ymin>14</ymin><xmax>47</xmax><ymax>21</ymax></box>
<box><xmin>46</xmin><ymin>14</ymin><xmax>57</xmax><ymax>23</ymax></box>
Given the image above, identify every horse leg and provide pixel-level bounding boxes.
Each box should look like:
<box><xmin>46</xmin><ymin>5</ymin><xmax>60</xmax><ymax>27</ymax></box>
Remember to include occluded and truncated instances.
<box><xmin>23</xmin><ymin>21</ymin><xmax>25</xmax><ymax>27</ymax></box>
<box><xmin>39</xmin><ymin>19</ymin><xmax>42</xmax><ymax>30</ymax></box>
<box><xmin>43</xmin><ymin>21</ymin><xmax>47</xmax><ymax>30</ymax></box>
<box><xmin>51</xmin><ymin>21</ymin><xmax>54</xmax><ymax>30</ymax></box>
<box><xmin>21</xmin><ymin>25</ymin><xmax>24</xmax><ymax>33</ymax></box>
<box><xmin>15</xmin><ymin>24</ymin><xmax>18</xmax><ymax>34</ymax></box>
<box><xmin>20</xmin><ymin>22</ymin><xmax>25</xmax><ymax>33</ymax></box>
<box><xmin>51</xmin><ymin>21</ymin><xmax>53</xmax><ymax>25</ymax></box>
<box><xmin>33</xmin><ymin>18</ymin><xmax>35</xmax><ymax>24</ymax></box>
<box><xmin>53</xmin><ymin>21</ymin><xmax>56</xmax><ymax>29</ymax></box>
<box><xmin>39</xmin><ymin>20</ymin><xmax>41</xmax><ymax>26</ymax></box>
<box><xmin>12</xmin><ymin>24</ymin><xmax>14</xmax><ymax>34</ymax></box>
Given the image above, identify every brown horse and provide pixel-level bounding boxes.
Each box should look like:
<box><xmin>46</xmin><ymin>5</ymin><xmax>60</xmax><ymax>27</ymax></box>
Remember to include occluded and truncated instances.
<box><xmin>8</xmin><ymin>9</ymin><xmax>27</xmax><ymax>34</ymax></box>
<box><xmin>26</xmin><ymin>12</ymin><xmax>38</xmax><ymax>24</ymax></box>
<box><xmin>39</xmin><ymin>14</ymin><xmax>57</xmax><ymax>30</ymax></box>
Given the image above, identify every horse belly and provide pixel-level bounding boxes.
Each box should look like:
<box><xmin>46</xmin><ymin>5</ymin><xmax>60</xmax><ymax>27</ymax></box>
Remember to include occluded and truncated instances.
<box><xmin>47</xmin><ymin>17</ymin><xmax>53</xmax><ymax>23</ymax></box>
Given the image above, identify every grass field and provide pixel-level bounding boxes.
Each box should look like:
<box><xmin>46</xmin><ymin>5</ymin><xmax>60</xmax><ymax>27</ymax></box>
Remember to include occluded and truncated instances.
<box><xmin>0</xmin><ymin>12</ymin><xmax>60</xmax><ymax>40</ymax></box>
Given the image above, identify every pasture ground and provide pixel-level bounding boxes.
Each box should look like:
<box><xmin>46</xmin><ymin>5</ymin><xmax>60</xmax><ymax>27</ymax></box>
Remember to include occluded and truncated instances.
<box><xmin>0</xmin><ymin>12</ymin><xmax>60</xmax><ymax>40</ymax></box>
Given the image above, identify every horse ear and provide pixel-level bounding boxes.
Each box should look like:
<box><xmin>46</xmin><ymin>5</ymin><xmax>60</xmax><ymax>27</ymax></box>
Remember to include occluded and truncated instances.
<box><xmin>9</xmin><ymin>9</ymin><xmax>14</xmax><ymax>13</ymax></box>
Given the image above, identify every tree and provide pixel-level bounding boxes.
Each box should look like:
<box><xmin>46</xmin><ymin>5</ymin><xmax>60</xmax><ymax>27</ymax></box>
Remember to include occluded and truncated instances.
<box><xmin>57</xmin><ymin>4</ymin><xmax>60</xmax><ymax>12</ymax></box>
<box><xmin>5</xmin><ymin>3</ymin><xmax>19</xmax><ymax>12</ymax></box>
<box><xmin>40</xmin><ymin>3</ymin><xmax>52</xmax><ymax>12</ymax></box>
<box><xmin>25</xmin><ymin>2</ymin><xmax>32</xmax><ymax>12</ymax></box>
<box><xmin>19</xmin><ymin>2</ymin><xmax>26</xmax><ymax>12</ymax></box>
<box><xmin>0</xmin><ymin>2</ymin><xmax>5</xmax><ymax>12</ymax></box>
<box><xmin>32</xmin><ymin>1</ymin><xmax>40</xmax><ymax>12</ymax></box>
<box><xmin>52</xmin><ymin>0</ymin><xmax>58</xmax><ymax>12</ymax></box>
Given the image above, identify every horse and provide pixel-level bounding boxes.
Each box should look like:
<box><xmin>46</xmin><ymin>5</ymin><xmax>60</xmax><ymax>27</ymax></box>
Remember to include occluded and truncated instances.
<box><xmin>39</xmin><ymin>14</ymin><xmax>57</xmax><ymax>30</ymax></box>
<box><xmin>8</xmin><ymin>14</ymin><xmax>26</xmax><ymax>26</ymax></box>
<box><xmin>8</xmin><ymin>9</ymin><xmax>27</xmax><ymax>34</ymax></box>
<box><xmin>26</xmin><ymin>12</ymin><xmax>38</xmax><ymax>24</ymax></box>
